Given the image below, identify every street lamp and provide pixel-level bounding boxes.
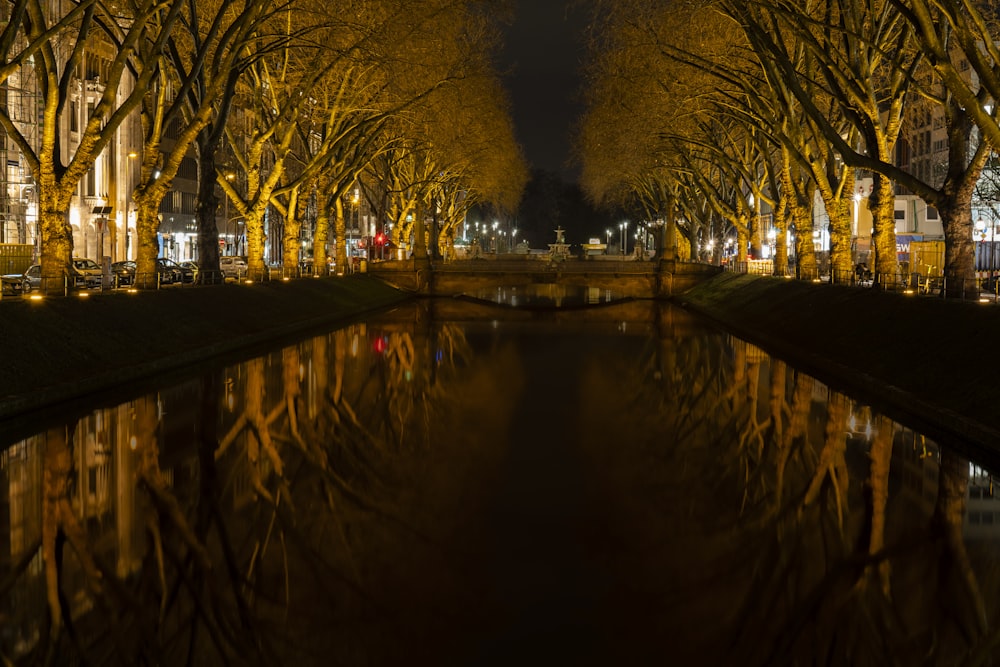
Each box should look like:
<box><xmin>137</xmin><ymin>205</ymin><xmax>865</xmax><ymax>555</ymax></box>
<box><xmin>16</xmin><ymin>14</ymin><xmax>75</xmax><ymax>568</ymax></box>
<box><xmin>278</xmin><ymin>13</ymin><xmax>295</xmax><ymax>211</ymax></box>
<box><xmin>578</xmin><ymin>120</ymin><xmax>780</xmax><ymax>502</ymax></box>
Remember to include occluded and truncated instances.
<box><xmin>223</xmin><ymin>171</ymin><xmax>236</xmax><ymax>255</ymax></box>
<box><xmin>606</xmin><ymin>228</ymin><xmax>611</xmax><ymax>254</ymax></box>
<box><xmin>620</xmin><ymin>221</ymin><xmax>628</xmax><ymax>256</ymax></box>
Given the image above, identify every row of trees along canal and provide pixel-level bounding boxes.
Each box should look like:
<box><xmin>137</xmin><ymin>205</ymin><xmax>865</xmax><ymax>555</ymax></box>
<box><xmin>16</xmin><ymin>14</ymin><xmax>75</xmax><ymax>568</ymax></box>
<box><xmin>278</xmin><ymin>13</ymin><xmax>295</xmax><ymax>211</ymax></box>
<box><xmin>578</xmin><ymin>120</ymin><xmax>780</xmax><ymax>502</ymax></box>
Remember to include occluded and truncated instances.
<box><xmin>576</xmin><ymin>0</ymin><xmax>1000</xmax><ymax>298</ymax></box>
<box><xmin>0</xmin><ymin>0</ymin><xmax>527</xmax><ymax>286</ymax></box>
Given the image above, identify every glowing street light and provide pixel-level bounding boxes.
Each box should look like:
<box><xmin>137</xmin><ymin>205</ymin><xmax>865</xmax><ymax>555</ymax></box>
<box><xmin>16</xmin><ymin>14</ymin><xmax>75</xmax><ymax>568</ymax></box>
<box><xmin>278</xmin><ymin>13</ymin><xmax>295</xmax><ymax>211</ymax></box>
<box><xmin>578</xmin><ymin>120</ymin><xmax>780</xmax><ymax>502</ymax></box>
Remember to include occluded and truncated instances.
<box><xmin>619</xmin><ymin>221</ymin><xmax>628</xmax><ymax>256</ymax></box>
<box><xmin>606</xmin><ymin>228</ymin><xmax>612</xmax><ymax>254</ymax></box>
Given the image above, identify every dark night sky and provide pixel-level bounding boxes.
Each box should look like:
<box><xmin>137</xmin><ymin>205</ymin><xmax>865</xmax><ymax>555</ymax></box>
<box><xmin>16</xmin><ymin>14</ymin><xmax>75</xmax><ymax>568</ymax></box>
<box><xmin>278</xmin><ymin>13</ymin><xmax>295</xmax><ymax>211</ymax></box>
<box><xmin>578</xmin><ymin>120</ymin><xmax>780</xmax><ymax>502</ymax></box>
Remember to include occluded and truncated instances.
<box><xmin>499</xmin><ymin>1</ymin><xmax>589</xmax><ymax>184</ymax></box>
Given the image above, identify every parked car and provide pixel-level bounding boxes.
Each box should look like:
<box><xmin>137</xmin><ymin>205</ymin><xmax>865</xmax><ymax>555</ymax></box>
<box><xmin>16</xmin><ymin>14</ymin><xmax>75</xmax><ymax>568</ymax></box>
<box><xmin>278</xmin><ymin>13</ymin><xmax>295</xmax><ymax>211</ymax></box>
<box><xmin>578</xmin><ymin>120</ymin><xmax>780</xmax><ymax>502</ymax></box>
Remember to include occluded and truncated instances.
<box><xmin>14</xmin><ymin>261</ymin><xmax>99</xmax><ymax>292</ymax></box>
<box><xmin>219</xmin><ymin>256</ymin><xmax>248</xmax><ymax>280</ymax></box>
<box><xmin>70</xmin><ymin>257</ymin><xmax>102</xmax><ymax>288</ymax></box>
<box><xmin>159</xmin><ymin>258</ymin><xmax>195</xmax><ymax>284</ymax></box>
<box><xmin>111</xmin><ymin>261</ymin><xmax>135</xmax><ymax>286</ymax></box>
<box><xmin>179</xmin><ymin>260</ymin><xmax>200</xmax><ymax>283</ymax></box>
<box><xmin>149</xmin><ymin>258</ymin><xmax>177</xmax><ymax>284</ymax></box>
<box><xmin>21</xmin><ymin>264</ymin><xmax>41</xmax><ymax>293</ymax></box>
<box><xmin>1</xmin><ymin>272</ymin><xmax>24</xmax><ymax>296</ymax></box>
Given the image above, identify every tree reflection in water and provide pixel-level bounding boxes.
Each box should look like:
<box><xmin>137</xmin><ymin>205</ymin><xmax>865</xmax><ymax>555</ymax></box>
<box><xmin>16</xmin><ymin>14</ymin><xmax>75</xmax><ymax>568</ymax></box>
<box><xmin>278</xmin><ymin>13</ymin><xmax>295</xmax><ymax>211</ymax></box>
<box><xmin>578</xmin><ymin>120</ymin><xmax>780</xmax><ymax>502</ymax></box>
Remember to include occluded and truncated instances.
<box><xmin>2</xmin><ymin>299</ymin><xmax>1000</xmax><ymax>665</ymax></box>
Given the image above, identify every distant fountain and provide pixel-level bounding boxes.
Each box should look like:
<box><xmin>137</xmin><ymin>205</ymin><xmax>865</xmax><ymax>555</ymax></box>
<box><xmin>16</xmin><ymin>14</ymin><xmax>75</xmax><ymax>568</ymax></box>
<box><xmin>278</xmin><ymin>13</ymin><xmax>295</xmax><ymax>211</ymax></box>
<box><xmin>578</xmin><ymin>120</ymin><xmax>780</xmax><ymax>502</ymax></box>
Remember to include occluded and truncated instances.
<box><xmin>547</xmin><ymin>226</ymin><xmax>572</xmax><ymax>261</ymax></box>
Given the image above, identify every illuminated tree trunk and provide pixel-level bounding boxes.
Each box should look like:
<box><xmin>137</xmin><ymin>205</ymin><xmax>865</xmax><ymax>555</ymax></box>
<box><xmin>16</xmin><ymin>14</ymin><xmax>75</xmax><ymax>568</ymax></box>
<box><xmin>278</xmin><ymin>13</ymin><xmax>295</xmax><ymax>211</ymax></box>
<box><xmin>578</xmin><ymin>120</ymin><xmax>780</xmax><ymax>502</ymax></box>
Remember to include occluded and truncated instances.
<box><xmin>37</xmin><ymin>184</ymin><xmax>75</xmax><ymax>289</ymax></box>
<box><xmin>736</xmin><ymin>215</ymin><xmax>749</xmax><ymax>263</ymax></box>
<box><xmin>281</xmin><ymin>188</ymin><xmax>302</xmax><ymax>276</ymax></box>
<box><xmin>243</xmin><ymin>140</ymin><xmax>269</xmax><ymax>279</ymax></box>
<box><xmin>133</xmin><ymin>185</ymin><xmax>169</xmax><ymax>288</ymax></box>
<box><xmin>868</xmin><ymin>170</ymin><xmax>898</xmax><ymax>283</ymax></box>
<box><xmin>313</xmin><ymin>176</ymin><xmax>332</xmax><ymax>276</ymax></box>
<box><xmin>792</xmin><ymin>200</ymin><xmax>817</xmax><ymax>280</ymax></box>
<box><xmin>815</xmin><ymin>165</ymin><xmax>855</xmax><ymax>283</ymax></box>
<box><xmin>335</xmin><ymin>197</ymin><xmax>348</xmax><ymax>274</ymax></box>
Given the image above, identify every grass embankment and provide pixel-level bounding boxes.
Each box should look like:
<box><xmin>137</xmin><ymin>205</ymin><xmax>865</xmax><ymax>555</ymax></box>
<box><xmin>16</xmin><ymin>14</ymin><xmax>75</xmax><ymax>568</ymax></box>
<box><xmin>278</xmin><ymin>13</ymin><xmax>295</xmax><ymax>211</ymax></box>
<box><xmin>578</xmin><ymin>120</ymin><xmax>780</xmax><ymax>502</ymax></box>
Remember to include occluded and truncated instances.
<box><xmin>0</xmin><ymin>276</ymin><xmax>411</xmax><ymax>420</ymax></box>
<box><xmin>677</xmin><ymin>272</ymin><xmax>1000</xmax><ymax>452</ymax></box>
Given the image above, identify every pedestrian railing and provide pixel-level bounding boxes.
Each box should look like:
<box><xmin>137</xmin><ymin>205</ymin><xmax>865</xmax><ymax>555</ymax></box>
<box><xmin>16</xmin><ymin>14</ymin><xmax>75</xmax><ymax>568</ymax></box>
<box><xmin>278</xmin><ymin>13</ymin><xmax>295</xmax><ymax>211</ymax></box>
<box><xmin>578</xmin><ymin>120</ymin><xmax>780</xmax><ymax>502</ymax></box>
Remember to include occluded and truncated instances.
<box><xmin>724</xmin><ymin>261</ymin><xmax>1000</xmax><ymax>304</ymax></box>
<box><xmin>9</xmin><ymin>256</ymin><xmax>1000</xmax><ymax>306</ymax></box>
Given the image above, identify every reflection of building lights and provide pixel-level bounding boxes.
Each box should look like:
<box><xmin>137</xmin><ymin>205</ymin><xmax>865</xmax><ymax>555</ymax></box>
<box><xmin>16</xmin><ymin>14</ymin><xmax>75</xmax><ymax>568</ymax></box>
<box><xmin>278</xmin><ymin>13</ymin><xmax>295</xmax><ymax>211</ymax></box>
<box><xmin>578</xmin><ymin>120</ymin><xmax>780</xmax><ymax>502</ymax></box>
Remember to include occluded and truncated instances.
<box><xmin>373</xmin><ymin>336</ymin><xmax>387</xmax><ymax>355</ymax></box>
<box><xmin>847</xmin><ymin>409</ymin><xmax>874</xmax><ymax>440</ymax></box>
<box><xmin>299</xmin><ymin>364</ymin><xmax>306</xmax><ymax>382</ymax></box>
<box><xmin>129</xmin><ymin>436</ymin><xmax>138</xmax><ymax>450</ymax></box>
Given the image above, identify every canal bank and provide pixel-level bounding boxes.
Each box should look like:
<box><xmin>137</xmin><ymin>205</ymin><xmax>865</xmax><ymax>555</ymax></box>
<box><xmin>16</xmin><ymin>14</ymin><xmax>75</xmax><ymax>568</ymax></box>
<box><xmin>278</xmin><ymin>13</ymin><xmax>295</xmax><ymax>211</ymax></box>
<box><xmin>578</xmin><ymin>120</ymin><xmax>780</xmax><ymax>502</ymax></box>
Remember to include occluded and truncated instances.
<box><xmin>677</xmin><ymin>272</ymin><xmax>1000</xmax><ymax>457</ymax></box>
<box><xmin>0</xmin><ymin>276</ymin><xmax>412</xmax><ymax>422</ymax></box>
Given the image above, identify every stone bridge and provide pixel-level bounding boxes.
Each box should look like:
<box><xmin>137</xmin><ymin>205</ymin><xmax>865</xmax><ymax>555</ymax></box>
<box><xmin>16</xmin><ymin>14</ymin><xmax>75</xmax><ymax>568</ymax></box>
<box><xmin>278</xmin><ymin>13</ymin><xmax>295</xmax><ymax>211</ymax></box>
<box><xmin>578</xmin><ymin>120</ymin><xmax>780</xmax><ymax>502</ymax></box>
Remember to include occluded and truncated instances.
<box><xmin>365</xmin><ymin>256</ymin><xmax>721</xmax><ymax>298</ymax></box>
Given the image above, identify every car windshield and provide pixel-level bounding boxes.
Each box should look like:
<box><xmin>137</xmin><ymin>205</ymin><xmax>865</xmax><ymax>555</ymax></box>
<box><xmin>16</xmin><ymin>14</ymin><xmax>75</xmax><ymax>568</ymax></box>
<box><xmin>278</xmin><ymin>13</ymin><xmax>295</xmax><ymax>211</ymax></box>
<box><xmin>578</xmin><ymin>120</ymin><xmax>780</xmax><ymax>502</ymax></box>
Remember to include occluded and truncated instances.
<box><xmin>73</xmin><ymin>259</ymin><xmax>98</xmax><ymax>270</ymax></box>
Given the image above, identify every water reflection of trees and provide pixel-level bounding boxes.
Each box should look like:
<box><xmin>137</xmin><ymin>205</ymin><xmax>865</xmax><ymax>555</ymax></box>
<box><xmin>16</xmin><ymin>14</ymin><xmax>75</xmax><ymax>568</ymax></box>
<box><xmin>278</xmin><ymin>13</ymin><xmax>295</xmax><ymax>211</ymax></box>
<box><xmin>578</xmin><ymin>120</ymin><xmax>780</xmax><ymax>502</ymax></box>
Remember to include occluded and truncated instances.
<box><xmin>4</xmin><ymin>300</ymin><xmax>1000</xmax><ymax>664</ymax></box>
<box><xmin>579</xmin><ymin>304</ymin><xmax>1000</xmax><ymax>666</ymax></box>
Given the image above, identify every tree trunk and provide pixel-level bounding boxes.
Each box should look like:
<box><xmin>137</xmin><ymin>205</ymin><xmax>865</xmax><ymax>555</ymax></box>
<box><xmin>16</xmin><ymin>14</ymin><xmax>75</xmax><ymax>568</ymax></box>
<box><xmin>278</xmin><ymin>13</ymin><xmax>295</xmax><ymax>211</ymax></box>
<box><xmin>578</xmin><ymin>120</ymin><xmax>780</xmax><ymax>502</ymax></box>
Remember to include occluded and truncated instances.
<box><xmin>869</xmin><ymin>171</ymin><xmax>898</xmax><ymax>285</ymax></box>
<box><xmin>940</xmin><ymin>199</ymin><xmax>978</xmax><ymax>299</ymax></box>
<box><xmin>281</xmin><ymin>189</ymin><xmax>302</xmax><ymax>277</ymax></box>
<box><xmin>793</xmin><ymin>202</ymin><xmax>816</xmax><ymax>280</ymax></box>
<box><xmin>314</xmin><ymin>200</ymin><xmax>331</xmax><ymax>277</ymax></box>
<box><xmin>37</xmin><ymin>185</ymin><xmax>74</xmax><ymax>290</ymax></box>
<box><xmin>195</xmin><ymin>142</ymin><xmax>221</xmax><ymax>281</ymax></box>
<box><xmin>334</xmin><ymin>197</ymin><xmax>348</xmax><ymax>274</ymax></box>
<box><xmin>412</xmin><ymin>203</ymin><xmax>428</xmax><ymax>259</ymax></box>
<box><xmin>134</xmin><ymin>191</ymin><xmax>165</xmax><ymax>289</ymax></box>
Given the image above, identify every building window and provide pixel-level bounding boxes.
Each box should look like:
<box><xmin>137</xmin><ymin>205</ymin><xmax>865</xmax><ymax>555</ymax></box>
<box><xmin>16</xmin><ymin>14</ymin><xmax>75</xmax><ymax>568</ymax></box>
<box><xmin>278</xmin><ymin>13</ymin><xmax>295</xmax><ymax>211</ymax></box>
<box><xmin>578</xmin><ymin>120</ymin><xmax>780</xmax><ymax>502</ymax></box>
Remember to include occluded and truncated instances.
<box><xmin>926</xmin><ymin>207</ymin><xmax>939</xmax><ymax>220</ymax></box>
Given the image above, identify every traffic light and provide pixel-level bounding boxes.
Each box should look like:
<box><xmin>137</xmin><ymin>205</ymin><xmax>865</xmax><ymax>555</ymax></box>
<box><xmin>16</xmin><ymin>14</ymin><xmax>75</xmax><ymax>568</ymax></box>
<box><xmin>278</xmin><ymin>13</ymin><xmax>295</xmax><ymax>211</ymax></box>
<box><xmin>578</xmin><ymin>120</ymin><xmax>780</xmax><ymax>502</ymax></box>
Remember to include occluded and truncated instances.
<box><xmin>374</xmin><ymin>232</ymin><xmax>386</xmax><ymax>246</ymax></box>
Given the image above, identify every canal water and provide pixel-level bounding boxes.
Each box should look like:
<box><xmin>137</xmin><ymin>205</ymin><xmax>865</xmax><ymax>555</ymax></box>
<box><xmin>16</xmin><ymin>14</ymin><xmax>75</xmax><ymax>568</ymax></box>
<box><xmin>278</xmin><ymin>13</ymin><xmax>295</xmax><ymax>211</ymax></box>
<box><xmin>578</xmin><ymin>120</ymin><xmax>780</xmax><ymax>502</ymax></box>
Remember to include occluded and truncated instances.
<box><xmin>2</xmin><ymin>287</ymin><xmax>999</xmax><ymax>666</ymax></box>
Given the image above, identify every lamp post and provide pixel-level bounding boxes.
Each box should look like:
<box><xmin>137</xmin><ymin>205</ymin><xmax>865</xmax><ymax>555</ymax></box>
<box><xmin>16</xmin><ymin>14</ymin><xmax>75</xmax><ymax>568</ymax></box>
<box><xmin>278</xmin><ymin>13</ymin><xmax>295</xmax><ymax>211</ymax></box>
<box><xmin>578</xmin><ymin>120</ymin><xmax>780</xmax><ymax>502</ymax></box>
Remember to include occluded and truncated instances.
<box><xmin>222</xmin><ymin>170</ymin><xmax>235</xmax><ymax>255</ymax></box>
<box><xmin>620</xmin><ymin>221</ymin><xmax>628</xmax><ymax>256</ymax></box>
<box><xmin>606</xmin><ymin>228</ymin><xmax>611</xmax><ymax>254</ymax></box>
